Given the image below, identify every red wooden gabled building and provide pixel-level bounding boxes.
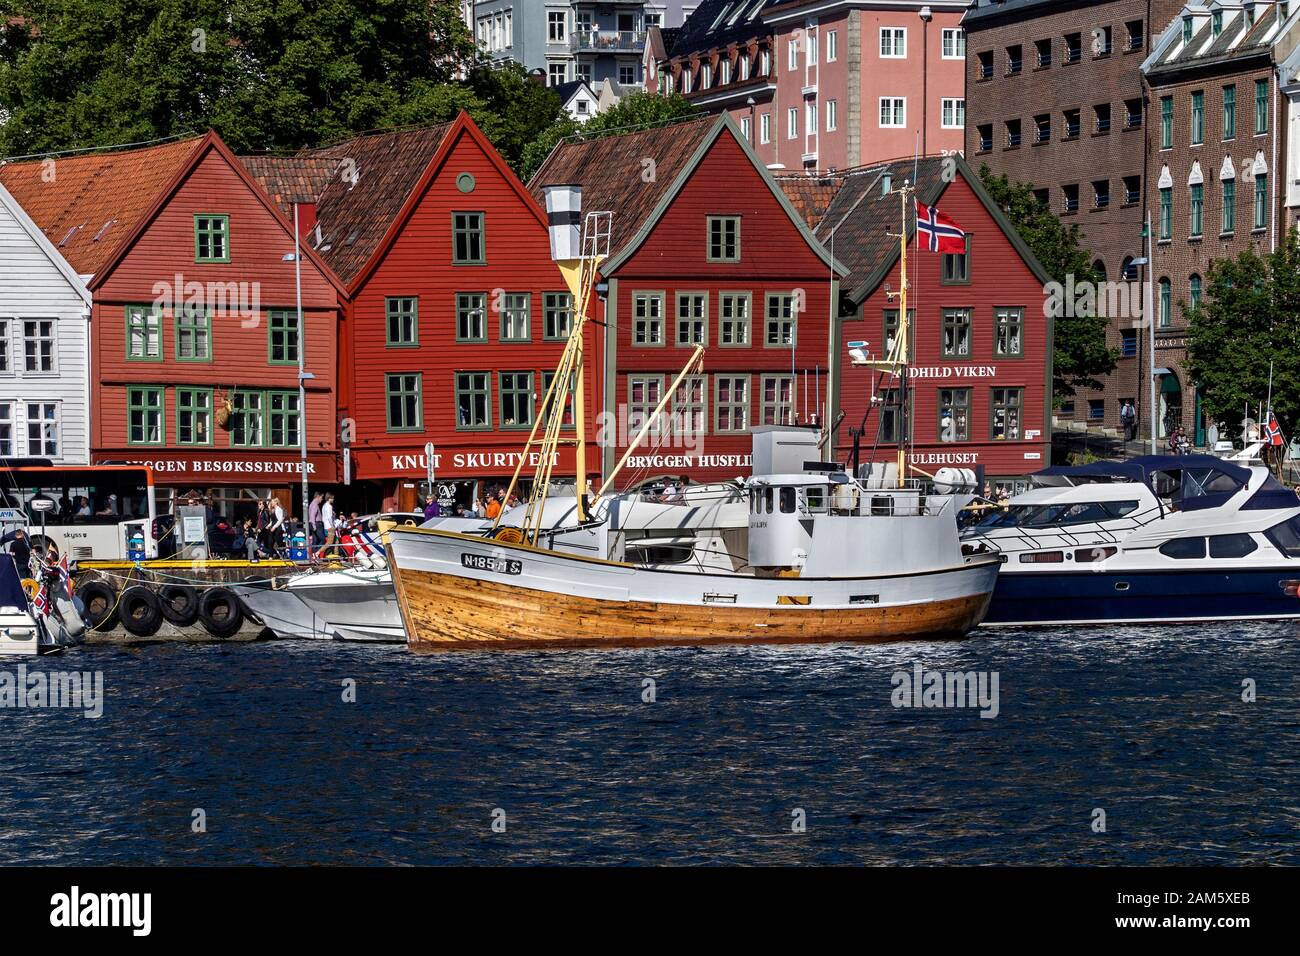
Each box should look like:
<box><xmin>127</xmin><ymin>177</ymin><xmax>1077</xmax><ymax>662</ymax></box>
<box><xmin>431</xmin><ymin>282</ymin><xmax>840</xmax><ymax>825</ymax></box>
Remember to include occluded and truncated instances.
<box><xmin>531</xmin><ymin>114</ymin><xmax>847</xmax><ymax>485</ymax></box>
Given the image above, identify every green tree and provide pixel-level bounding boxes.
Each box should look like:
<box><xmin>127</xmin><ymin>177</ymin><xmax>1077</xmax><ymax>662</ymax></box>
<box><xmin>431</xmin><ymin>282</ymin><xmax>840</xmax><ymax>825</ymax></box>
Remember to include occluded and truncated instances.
<box><xmin>978</xmin><ymin>166</ymin><xmax>1118</xmax><ymax>400</ymax></box>
<box><xmin>519</xmin><ymin>91</ymin><xmax>700</xmax><ymax>182</ymax></box>
<box><xmin>1187</xmin><ymin>229</ymin><xmax>1300</xmax><ymax>435</ymax></box>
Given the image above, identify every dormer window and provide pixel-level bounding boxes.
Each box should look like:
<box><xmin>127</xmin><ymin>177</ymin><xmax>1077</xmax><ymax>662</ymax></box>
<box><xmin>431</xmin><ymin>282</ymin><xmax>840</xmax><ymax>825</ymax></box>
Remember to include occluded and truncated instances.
<box><xmin>1212</xmin><ymin>10</ymin><xmax>1222</xmax><ymax>35</ymax></box>
<box><xmin>1183</xmin><ymin>16</ymin><xmax>1193</xmax><ymax>45</ymax></box>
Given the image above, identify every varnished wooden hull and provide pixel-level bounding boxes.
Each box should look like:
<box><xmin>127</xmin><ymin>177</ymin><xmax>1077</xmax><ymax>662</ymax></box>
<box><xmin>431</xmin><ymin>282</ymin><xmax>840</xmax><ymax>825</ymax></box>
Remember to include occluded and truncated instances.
<box><xmin>392</xmin><ymin>564</ymin><xmax>994</xmax><ymax>651</ymax></box>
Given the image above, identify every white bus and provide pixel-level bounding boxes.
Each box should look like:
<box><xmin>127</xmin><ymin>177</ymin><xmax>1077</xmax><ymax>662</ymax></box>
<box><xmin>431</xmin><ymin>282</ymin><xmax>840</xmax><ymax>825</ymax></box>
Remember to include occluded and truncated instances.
<box><xmin>0</xmin><ymin>461</ymin><xmax>159</xmax><ymax>562</ymax></box>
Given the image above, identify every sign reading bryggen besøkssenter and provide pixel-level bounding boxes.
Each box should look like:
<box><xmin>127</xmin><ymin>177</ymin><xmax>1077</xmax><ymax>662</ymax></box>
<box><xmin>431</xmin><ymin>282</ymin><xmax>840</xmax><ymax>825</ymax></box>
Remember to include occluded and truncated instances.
<box><xmin>95</xmin><ymin>451</ymin><xmax>339</xmax><ymax>484</ymax></box>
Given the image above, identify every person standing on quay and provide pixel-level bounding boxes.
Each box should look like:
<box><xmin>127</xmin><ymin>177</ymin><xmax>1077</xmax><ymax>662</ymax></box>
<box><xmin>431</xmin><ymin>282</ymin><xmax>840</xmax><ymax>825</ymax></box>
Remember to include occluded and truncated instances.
<box><xmin>307</xmin><ymin>491</ymin><xmax>324</xmax><ymax>549</ymax></box>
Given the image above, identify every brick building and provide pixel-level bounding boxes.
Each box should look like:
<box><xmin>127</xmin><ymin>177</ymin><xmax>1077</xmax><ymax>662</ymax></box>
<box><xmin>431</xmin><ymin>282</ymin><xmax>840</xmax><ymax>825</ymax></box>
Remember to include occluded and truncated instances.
<box><xmin>1142</xmin><ymin>0</ymin><xmax>1300</xmax><ymax>443</ymax></box>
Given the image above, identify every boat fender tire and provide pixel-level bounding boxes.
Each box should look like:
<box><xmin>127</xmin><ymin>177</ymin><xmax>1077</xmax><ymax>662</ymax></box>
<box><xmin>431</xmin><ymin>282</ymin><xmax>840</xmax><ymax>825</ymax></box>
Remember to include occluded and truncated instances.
<box><xmin>76</xmin><ymin>580</ymin><xmax>118</xmax><ymax>630</ymax></box>
<box><xmin>197</xmin><ymin>586</ymin><xmax>244</xmax><ymax>637</ymax></box>
<box><xmin>119</xmin><ymin>585</ymin><xmax>163</xmax><ymax>637</ymax></box>
<box><xmin>158</xmin><ymin>584</ymin><xmax>200</xmax><ymax>626</ymax></box>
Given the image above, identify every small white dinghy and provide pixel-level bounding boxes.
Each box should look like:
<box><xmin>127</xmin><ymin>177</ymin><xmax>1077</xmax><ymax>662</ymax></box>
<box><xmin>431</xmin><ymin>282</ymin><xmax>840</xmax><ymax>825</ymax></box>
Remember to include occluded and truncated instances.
<box><xmin>0</xmin><ymin>554</ymin><xmax>86</xmax><ymax>656</ymax></box>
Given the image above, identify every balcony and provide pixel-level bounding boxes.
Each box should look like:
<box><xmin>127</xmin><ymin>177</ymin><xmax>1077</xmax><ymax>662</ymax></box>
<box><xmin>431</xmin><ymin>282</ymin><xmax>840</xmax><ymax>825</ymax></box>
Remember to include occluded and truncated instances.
<box><xmin>570</xmin><ymin>30</ymin><xmax>646</xmax><ymax>54</ymax></box>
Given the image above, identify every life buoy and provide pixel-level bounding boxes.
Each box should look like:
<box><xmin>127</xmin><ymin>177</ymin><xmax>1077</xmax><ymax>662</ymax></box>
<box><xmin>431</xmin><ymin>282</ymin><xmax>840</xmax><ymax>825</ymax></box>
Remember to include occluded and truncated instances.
<box><xmin>75</xmin><ymin>580</ymin><xmax>119</xmax><ymax>630</ymax></box>
<box><xmin>119</xmin><ymin>585</ymin><xmax>163</xmax><ymax>637</ymax></box>
<box><xmin>197</xmin><ymin>586</ymin><xmax>244</xmax><ymax>637</ymax></box>
<box><xmin>157</xmin><ymin>584</ymin><xmax>200</xmax><ymax>626</ymax></box>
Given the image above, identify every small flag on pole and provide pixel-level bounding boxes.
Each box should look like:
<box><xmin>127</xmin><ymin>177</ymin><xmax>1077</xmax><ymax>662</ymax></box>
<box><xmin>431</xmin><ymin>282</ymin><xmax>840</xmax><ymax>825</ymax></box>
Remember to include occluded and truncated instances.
<box><xmin>915</xmin><ymin>200</ymin><xmax>968</xmax><ymax>253</ymax></box>
<box><xmin>57</xmin><ymin>554</ymin><xmax>74</xmax><ymax>600</ymax></box>
<box><xmin>1265</xmin><ymin>409</ymin><xmax>1286</xmax><ymax>447</ymax></box>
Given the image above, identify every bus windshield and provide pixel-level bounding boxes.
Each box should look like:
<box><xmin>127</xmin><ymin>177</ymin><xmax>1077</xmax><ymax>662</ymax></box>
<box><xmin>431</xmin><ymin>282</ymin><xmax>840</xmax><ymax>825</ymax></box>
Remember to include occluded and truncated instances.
<box><xmin>0</xmin><ymin>467</ymin><xmax>152</xmax><ymax>525</ymax></box>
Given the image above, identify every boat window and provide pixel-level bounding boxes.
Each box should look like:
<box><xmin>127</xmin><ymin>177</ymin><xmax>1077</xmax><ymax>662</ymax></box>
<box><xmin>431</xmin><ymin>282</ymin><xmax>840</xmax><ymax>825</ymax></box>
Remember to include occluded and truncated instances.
<box><xmin>1103</xmin><ymin>500</ymin><xmax>1140</xmax><ymax>518</ymax></box>
<box><xmin>1057</xmin><ymin>502</ymin><xmax>1113</xmax><ymax>525</ymax></box>
<box><xmin>1159</xmin><ymin>537</ymin><xmax>1207</xmax><ymax>559</ymax></box>
<box><xmin>871</xmin><ymin>496</ymin><xmax>894</xmax><ymax>516</ymax></box>
<box><xmin>805</xmin><ymin>486</ymin><xmax>827</xmax><ymax>512</ymax></box>
<box><xmin>1265</xmin><ymin>515</ymin><xmax>1300</xmax><ymax>557</ymax></box>
<box><xmin>764</xmin><ymin>488</ymin><xmax>774</xmax><ymax>514</ymax></box>
<box><xmin>1208</xmin><ymin>533</ymin><xmax>1258</xmax><ymax>559</ymax></box>
<box><xmin>625</xmin><ymin>544</ymin><xmax>695</xmax><ymax>565</ymax></box>
<box><xmin>779</xmin><ymin>486</ymin><xmax>797</xmax><ymax>514</ymax></box>
<box><xmin>1074</xmin><ymin>546</ymin><xmax>1117</xmax><ymax>562</ymax></box>
<box><xmin>1019</xmin><ymin>551</ymin><xmax>1064</xmax><ymax>563</ymax></box>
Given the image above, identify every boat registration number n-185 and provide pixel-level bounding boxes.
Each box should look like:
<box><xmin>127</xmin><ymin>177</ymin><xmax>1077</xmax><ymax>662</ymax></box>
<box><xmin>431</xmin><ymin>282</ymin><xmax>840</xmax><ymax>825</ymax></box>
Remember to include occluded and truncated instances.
<box><xmin>461</xmin><ymin>553</ymin><xmax>523</xmax><ymax>575</ymax></box>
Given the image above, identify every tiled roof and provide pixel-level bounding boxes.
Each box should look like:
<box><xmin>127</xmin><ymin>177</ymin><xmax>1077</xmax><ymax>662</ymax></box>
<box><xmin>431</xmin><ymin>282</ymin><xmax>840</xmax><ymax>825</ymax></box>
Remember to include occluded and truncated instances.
<box><xmin>528</xmin><ymin>116</ymin><xmax>715</xmax><ymax>259</ymax></box>
<box><xmin>240</xmin><ymin>124</ymin><xmax>454</xmax><ymax>285</ymax></box>
<box><xmin>774</xmin><ymin>173</ymin><xmax>845</xmax><ymax>229</ymax></box>
<box><xmin>670</xmin><ymin>0</ymin><xmax>776</xmax><ymax>58</ymax></box>
<box><xmin>1146</xmin><ymin>2</ymin><xmax>1292</xmax><ymax>76</ymax></box>
<box><xmin>0</xmin><ymin>136</ymin><xmax>203</xmax><ymax>276</ymax></box>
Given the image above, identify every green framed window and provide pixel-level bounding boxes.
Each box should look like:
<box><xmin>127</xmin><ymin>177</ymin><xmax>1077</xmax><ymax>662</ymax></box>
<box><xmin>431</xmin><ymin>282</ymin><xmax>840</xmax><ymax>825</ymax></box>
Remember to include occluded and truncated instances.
<box><xmin>1159</xmin><ymin>187</ymin><xmax>1172</xmax><ymax>239</ymax></box>
<box><xmin>676</xmin><ymin>292</ymin><xmax>707</xmax><ymax>346</ymax></box>
<box><xmin>715</xmin><ymin>375</ymin><xmax>750</xmax><ymax>432</ymax></box>
<box><xmin>499</xmin><ymin>371</ymin><xmax>534</xmax><ymax>429</ymax></box>
<box><xmin>994</xmin><ymin>307</ymin><xmax>1023</xmax><ymax>357</ymax></box>
<box><xmin>194</xmin><ymin>214</ymin><xmax>230</xmax><ymax>263</ymax></box>
<box><xmin>719</xmin><ymin>292</ymin><xmax>751</xmax><ymax>346</ymax></box>
<box><xmin>1256</xmin><ymin>78</ymin><xmax>1268</xmax><ymax>134</ymax></box>
<box><xmin>1223</xmin><ymin>84</ymin><xmax>1236</xmax><ymax>140</ymax></box>
<box><xmin>452</xmin><ymin>211</ymin><xmax>485</xmax><ymax>264</ymax></box>
<box><xmin>1254</xmin><ymin>173</ymin><xmax>1268</xmax><ymax>229</ymax></box>
<box><xmin>268</xmin><ymin>391</ymin><xmax>300</xmax><ymax>447</ymax></box>
<box><xmin>176</xmin><ymin>387</ymin><xmax>212</xmax><ymax>445</ymax></box>
<box><xmin>1190</xmin><ymin>90</ymin><xmax>1204</xmax><ymax>144</ymax></box>
<box><xmin>632</xmin><ymin>292</ymin><xmax>665</xmax><ymax>346</ymax></box>
<box><xmin>672</xmin><ymin>374</ymin><xmax>707</xmax><ymax>434</ymax></box>
<box><xmin>990</xmin><ymin>387</ymin><xmax>1022</xmax><ymax>440</ymax></box>
<box><xmin>386</xmin><ymin>373</ymin><xmax>423</xmax><ymax>432</ymax></box>
<box><xmin>878</xmin><ymin>388</ymin><xmax>905</xmax><ymax>443</ymax></box>
<box><xmin>941</xmin><ymin>308</ymin><xmax>972</xmax><ymax>357</ymax></box>
<box><xmin>706</xmin><ymin>215</ymin><xmax>741</xmax><ymax>262</ymax></box>
<box><xmin>125</xmin><ymin>304</ymin><xmax>162</xmax><ymax>361</ymax></box>
<box><xmin>628</xmin><ymin>375</ymin><xmax>665</xmax><ymax>434</ymax></box>
<box><xmin>127</xmin><ymin>386</ymin><xmax>164</xmax><ymax>445</ymax></box>
<box><xmin>456</xmin><ymin>293</ymin><xmax>487</xmax><ymax>343</ymax></box>
<box><xmin>176</xmin><ymin>308</ymin><xmax>211</xmax><ymax>361</ymax></box>
<box><xmin>941</xmin><ymin>236</ymin><xmax>970</xmax><ymax>284</ymax></box>
<box><xmin>765</xmin><ymin>293</ymin><xmax>796</xmax><ymax>347</ymax></box>
<box><xmin>1189</xmin><ymin>274</ymin><xmax>1202</xmax><ymax>312</ymax></box>
<box><xmin>1190</xmin><ymin>183</ymin><xmax>1203</xmax><ymax>237</ymax></box>
<box><xmin>883</xmin><ymin>309</ymin><xmax>914</xmax><ymax>359</ymax></box>
<box><xmin>542</xmin><ymin>370</ymin><xmax>575</xmax><ymax>428</ymax></box>
<box><xmin>543</xmin><ymin>292</ymin><xmax>572</xmax><ymax>341</ymax></box>
<box><xmin>1222</xmin><ymin>179</ymin><xmax>1236</xmax><ymax>233</ymax></box>
<box><xmin>386</xmin><ymin>297</ymin><xmax>418</xmax><ymax>346</ymax></box>
<box><xmin>500</xmin><ymin>293</ymin><xmax>531</xmax><ymax>342</ymax></box>
<box><xmin>268</xmin><ymin>310</ymin><xmax>300</xmax><ymax>365</ymax></box>
<box><xmin>455</xmin><ymin>372</ymin><xmax>490</xmax><ymax>430</ymax></box>
<box><xmin>230</xmin><ymin>389</ymin><xmax>265</xmax><ymax>446</ymax></box>
<box><xmin>760</xmin><ymin>374</ymin><xmax>794</xmax><ymax>425</ymax></box>
<box><xmin>1158</xmin><ymin>277</ymin><xmax>1171</xmax><ymax>327</ymax></box>
<box><xmin>938</xmin><ymin>387</ymin><xmax>970</xmax><ymax>442</ymax></box>
<box><xmin>1160</xmin><ymin>96</ymin><xmax>1173</xmax><ymax>149</ymax></box>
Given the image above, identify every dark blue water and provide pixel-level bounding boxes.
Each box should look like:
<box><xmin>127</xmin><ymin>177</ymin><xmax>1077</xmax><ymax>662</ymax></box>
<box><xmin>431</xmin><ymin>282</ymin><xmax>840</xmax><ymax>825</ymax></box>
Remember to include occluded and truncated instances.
<box><xmin>2</xmin><ymin>622</ymin><xmax>1297</xmax><ymax>865</ymax></box>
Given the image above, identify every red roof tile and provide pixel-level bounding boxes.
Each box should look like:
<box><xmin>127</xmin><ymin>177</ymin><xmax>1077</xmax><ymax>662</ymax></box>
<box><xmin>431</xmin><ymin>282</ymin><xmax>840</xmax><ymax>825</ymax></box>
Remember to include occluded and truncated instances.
<box><xmin>0</xmin><ymin>137</ymin><xmax>203</xmax><ymax>276</ymax></box>
<box><xmin>774</xmin><ymin>173</ymin><xmax>846</xmax><ymax>230</ymax></box>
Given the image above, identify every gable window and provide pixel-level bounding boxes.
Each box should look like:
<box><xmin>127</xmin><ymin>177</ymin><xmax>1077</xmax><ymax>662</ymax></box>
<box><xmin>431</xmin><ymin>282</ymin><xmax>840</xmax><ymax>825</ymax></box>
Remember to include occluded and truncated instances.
<box><xmin>194</xmin><ymin>214</ymin><xmax>229</xmax><ymax>263</ymax></box>
<box><xmin>760</xmin><ymin>374</ymin><xmax>794</xmax><ymax>425</ymax></box>
<box><xmin>452</xmin><ymin>211</ymin><xmax>485</xmax><ymax>264</ymax></box>
<box><xmin>942</xmin><ymin>28</ymin><xmax>964</xmax><ymax>59</ymax></box>
<box><xmin>386</xmin><ymin>297</ymin><xmax>418</xmax><ymax>346</ymax></box>
<box><xmin>672</xmin><ymin>375</ymin><xmax>707</xmax><ymax>435</ymax></box>
<box><xmin>938</xmin><ymin>388</ymin><xmax>970</xmax><ymax>441</ymax></box>
<box><xmin>707</xmin><ymin>215</ymin><xmax>740</xmax><ymax>262</ymax></box>
<box><xmin>455</xmin><ymin>372</ymin><xmax>490</xmax><ymax>430</ymax></box>
<box><xmin>456</xmin><ymin>292</ymin><xmax>487</xmax><ymax>343</ymax></box>
<box><xmin>268</xmin><ymin>309</ymin><xmax>300</xmax><ymax>364</ymax></box>
<box><xmin>544</xmin><ymin>292</ymin><xmax>572</xmax><ymax>341</ymax></box>
<box><xmin>126</xmin><ymin>304</ymin><xmax>162</xmax><ymax>361</ymax></box>
<box><xmin>942</xmin><ymin>237</ymin><xmax>970</xmax><ymax>283</ymax></box>
<box><xmin>880</xmin><ymin>27</ymin><xmax>906</xmax><ymax>58</ymax></box>
<box><xmin>176</xmin><ymin>308</ymin><xmax>211</xmax><ymax>361</ymax></box>
<box><xmin>994</xmin><ymin>307</ymin><xmax>1023</xmax><ymax>357</ymax></box>
<box><xmin>991</xmin><ymin>388</ymin><xmax>1022</xmax><ymax>440</ymax></box>
<box><xmin>629</xmin><ymin>375</ymin><xmax>665</xmax><ymax>434</ymax></box>
<box><xmin>177</xmin><ymin>387</ymin><xmax>212</xmax><ymax>445</ymax></box>
<box><xmin>127</xmin><ymin>387</ymin><xmax>164</xmax><ymax>445</ymax></box>
<box><xmin>387</xmin><ymin>372</ymin><xmax>423</xmax><ymax>432</ymax></box>
<box><xmin>22</xmin><ymin>319</ymin><xmax>55</xmax><ymax>372</ymax></box>
<box><xmin>499</xmin><ymin>371</ymin><xmax>534</xmax><ymax>429</ymax></box>
<box><xmin>676</xmin><ymin>293</ymin><xmax>707</xmax><ymax>346</ymax></box>
<box><xmin>765</xmin><ymin>293</ymin><xmax>797</xmax><ymax>347</ymax></box>
<box><xmin>500</xmin><ymin>292</ymin><xmax>531</xmax><ymax>342</ymax></box>
<box><xmin>719</xmin><ymin>292</ymin><xmax>751</xmax><ymax>346</ymax></box>
<box><xmin>880</xmin><ymin>97</ymin><xmax>905</xmax><ymax>127</ymax></box>
<box><xmin>715</xmin><ymin>375</ymin><xmax>750</xmax><ymax>432</ymax></box>
<box><xmin>633</xmin><ymin>292</ymin><xmax>665</xmax><ymax>346</ymax></box>
<box><xmin>26</xmin><ymin>401</ymin><xmax>58</xmax><ymax>456</ymax></box>
<box><xmin>941</xmin><ymin>308</ymin><xmax>972</xmax><ymax>357</ymax></box>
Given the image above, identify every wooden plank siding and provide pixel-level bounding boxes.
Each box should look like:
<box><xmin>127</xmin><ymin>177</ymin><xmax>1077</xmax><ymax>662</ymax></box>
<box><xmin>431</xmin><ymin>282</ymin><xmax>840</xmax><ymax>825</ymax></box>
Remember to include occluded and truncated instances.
<box><xmin>606</xmin><ymin>126</ymin><xmax>839</xmax><ymax>484</ymax></box>
<box><xmin>344</xmin><ymin>123</ymin><xmax>601</xmax><ymax>487</ymax></box>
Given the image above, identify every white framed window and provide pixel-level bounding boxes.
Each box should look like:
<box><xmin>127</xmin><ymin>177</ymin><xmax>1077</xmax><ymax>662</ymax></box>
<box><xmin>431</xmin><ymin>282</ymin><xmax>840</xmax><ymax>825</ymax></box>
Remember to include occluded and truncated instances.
<box><xmin>22</xmin><ymin>318</ymin><xmax>56</xmax><ymax>373</ymax></box>
<box><xmin>683</xmin><ymin>68</ymin><xmax>693</xmax><ymax>93</ymax></box>
<box><xmin>760</xmin><ymin>49</ymin><xmax>770</xmax><ymax>75</ymax></box>
<box><xmin>787</xmin><ymin>107</ymin><xmax>799</xmax><ymax>138</ymax></box>
<box><xmin>720</xmin><ymin>58</ymin><xmax>731</xmax><ymax>84</ymax></box>
<box><xmin>576</xmin><ymin>62</ymin><xmax>592</xmax><ymax>83</ymax></box>
<box><xmin>0</xmin><ymin>403</ymin><xmax>12</xmax><ymax>456</ymax></box>
<box><xmin>548</xmin><ymin>62</ymin><xmax>567</xmax><ymax>86</ymax></box>
<box><xmin>788</xmin><ymin>38</ymin><xmax>799</xmax><ymax>70</ymax></box>
<box><xmin>740</xmin><ymin>53</ymin><xmax>750</xmax><ymax>79</ymax></box>
<box><xmin>806</xmin><ymin>101</ymin><xmax>817</xmax><ymax>135</ymax></box>
<box><xmin>740</xmin><ymin>116</ymin><xmax>752</xmax><ymax>140</ymax></box>
<box><xmin>941</xmin><ymin>98</ymin><xmax>965</xmax><ymax>128</ymax></box>
<box><xmin>826</xmin><ymin>99</ymin><xmax>838</xmax><ymax>131</ymax></box>
<box><xmin>806</xmin><ymin>30</ymin><xmax>817</xmax><ymax>64</ymax></box>
<box><xmin>26</xmin><ymin>400</ymin><xmax>59</xmax><ymax>457</ymax></box>
<box><xmin>0</xmin><ymin>318</ymin><xmax>9</xmax><ymax>373</ymax></box>
<box><xmin>547</xmin><ymin>10</ymin><xmax>567</xmax><ymax>43</ymax></box>
<box><xmin>620</xmin><ymin>64</ymin><xmax>637</xmax><ymax>85</ymax></box>
<box><xmin>760</xmin><ymin>112</ymin><xmax>771</xmax><ymax>143</ymax></box>
<box><xmin>942</xmin><ymin>28</ymin><xmax>965</xmax><ymax>59</ymax></box>
<box><xmin>881</xmin><ymin>27</ymin><xmax>907</xmax><ymax>58</ymax></box>
<box><xmin>826</xmin><ymin>30</ymin><xmax>838</xmax><ymax>61</ymax></box>
<box><xmin>880</xmin><ymin>96</ymin><xmax>906</xmax><ymax>127</ymax></box>
<box><xmin>701</xmin><ymin>62</ymin><xmax>712</xmax><ymax>87</ymax></box>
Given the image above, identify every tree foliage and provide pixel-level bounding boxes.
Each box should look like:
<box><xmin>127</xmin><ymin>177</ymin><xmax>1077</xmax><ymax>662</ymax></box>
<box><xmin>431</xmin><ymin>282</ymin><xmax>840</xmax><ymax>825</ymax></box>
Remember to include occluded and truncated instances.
<box><xmin>978</xmin><ymin>165</ymin><xmax>1118</xmax><ymax>400</ymax></box>
<box><xmin>1187</xmin><ymin>229</ymin><xmax>1300</xmax><ymax>435</ymax></box>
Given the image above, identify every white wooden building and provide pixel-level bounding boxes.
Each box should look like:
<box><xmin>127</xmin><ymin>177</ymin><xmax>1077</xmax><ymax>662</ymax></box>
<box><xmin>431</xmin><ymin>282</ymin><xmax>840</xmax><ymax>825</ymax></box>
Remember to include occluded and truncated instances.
<box><xmin>0</xmin><ymin>181</ymin><xmax>92</xmax><ymax>464</ymax></box>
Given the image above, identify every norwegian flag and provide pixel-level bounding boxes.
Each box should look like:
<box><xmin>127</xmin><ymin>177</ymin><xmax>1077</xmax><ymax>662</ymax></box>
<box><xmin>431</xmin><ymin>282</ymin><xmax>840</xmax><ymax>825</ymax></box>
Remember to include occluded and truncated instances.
<box><xmin>57</xmin><ymin>554</ymin><xmax>74</xmax><ymax>600</ymax></box>
<box><xmin>915</xmin><ymin>200</ymin><xmax>968</xmax><ymax>254</ymax></box>
<box><xmin>1265</xmin><ymin>410</ymin><xmax>1286</xmax><ymax>447</ymax></box>
<box><xmin>31</xmin><ymin>580</ymin><xmax>50</xmax><ymax>617</ymax></box>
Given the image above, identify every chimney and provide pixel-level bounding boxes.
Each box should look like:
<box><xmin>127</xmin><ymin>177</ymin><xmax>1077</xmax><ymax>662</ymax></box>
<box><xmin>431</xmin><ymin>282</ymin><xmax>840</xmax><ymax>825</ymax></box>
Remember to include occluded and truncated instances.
<box><xmin>543</xmin><ymin>184</ymin><xmax>582</xmax><ymax>260</ymax></box>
